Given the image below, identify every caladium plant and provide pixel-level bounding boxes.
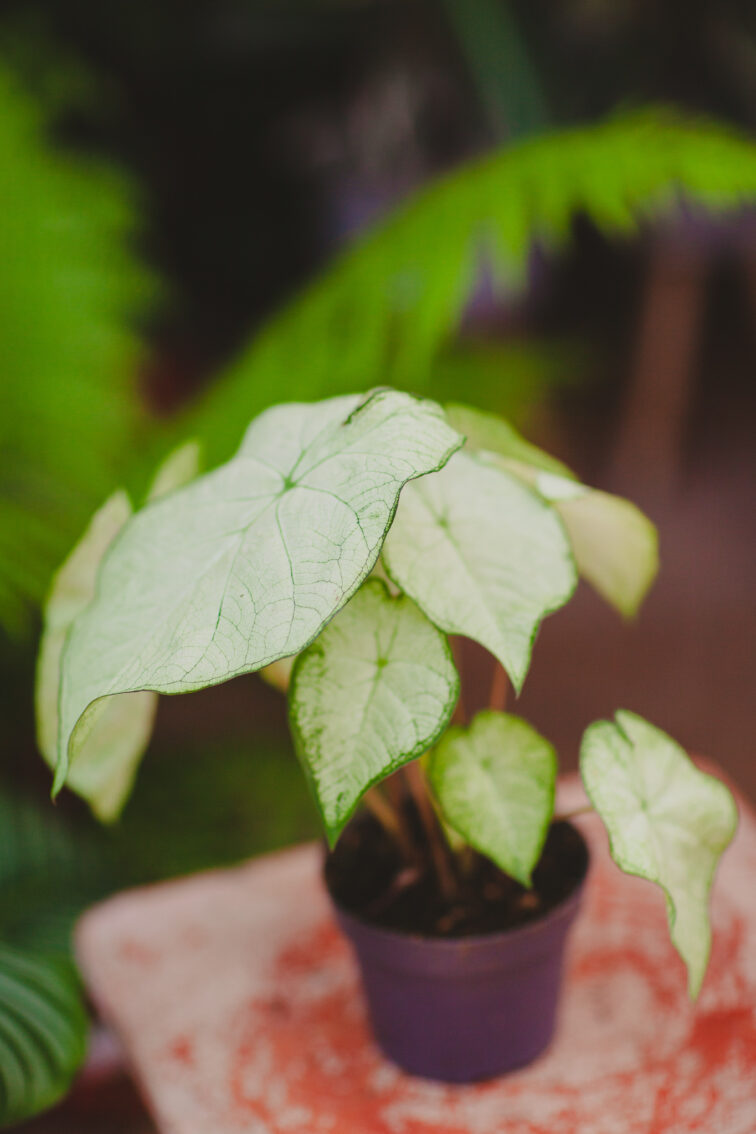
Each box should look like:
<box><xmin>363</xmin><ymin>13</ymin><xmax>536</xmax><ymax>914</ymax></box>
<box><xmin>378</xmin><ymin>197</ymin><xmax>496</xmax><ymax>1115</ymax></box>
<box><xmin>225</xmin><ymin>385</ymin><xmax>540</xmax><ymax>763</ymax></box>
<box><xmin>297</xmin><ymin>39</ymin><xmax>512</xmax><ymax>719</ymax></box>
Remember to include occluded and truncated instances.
<box><xmin>38</xmin><ymin>389</ymin><xmax>737</xmax><ymax>998</ymax></box>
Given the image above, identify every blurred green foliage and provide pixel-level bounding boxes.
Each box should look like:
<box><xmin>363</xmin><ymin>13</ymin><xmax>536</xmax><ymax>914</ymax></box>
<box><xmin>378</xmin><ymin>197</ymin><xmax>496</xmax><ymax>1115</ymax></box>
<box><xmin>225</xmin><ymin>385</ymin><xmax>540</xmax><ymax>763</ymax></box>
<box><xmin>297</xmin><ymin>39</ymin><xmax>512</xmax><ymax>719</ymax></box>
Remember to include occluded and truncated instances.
<box><xmin>0</xmin><ymin>779</ymin><xmax>100</xmax><ymax>1125</ymax></box>
<box><xmin>180</xmin><ymin>108</ymin><xmax>756</xmax><ymax>468</ymax></box>
<box><xmin>0</xmin><ymin>724</ymin><xmax>315</xmax><ymax>1125</ymax></box>
<box><xmin>112</xmin><ymin>734</ymin><xmax>319</xmax><ymax>882</ymax></box>
<box><xmin>0</xmin><ymin>63</ymin><xmax>154</xmax><ymax>637</ymax></box>
<box><xmin>0</xmin><ymin>733</ymin><xmax>316</xmax><ymax>953</ymax></box>
<box><xmin>0</xmin><ymin>786</ymin><xmax>108</xmax><ymax>954</ymax></box>
<box><xmin>0</xmin><ymin>63</ymin><xmax>156</xmax><ymax>1123</ymax></box>
<box><xmin>0</xmin><ymin>944</ymin><xmax>88</xmax><ymax>1126</ymax></box>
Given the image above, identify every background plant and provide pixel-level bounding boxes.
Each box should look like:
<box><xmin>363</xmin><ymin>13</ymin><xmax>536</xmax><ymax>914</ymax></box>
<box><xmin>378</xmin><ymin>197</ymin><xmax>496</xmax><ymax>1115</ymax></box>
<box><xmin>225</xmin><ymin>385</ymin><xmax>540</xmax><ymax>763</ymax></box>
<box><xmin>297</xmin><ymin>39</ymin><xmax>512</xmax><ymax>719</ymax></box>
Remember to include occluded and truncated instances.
<box><xmin>177</xmin><ymin>108</ymin><xmax>756</xmax><ymax>466</ymax></box>
<box><xmin>0</xmin><ymin>61</ymin><xmax>158</xmax><ymax>1125</ymax></box>
<box><xmin>0</xmin><ymin>63</ymin><xmax>155</xmax><ymax>640</ymax></box>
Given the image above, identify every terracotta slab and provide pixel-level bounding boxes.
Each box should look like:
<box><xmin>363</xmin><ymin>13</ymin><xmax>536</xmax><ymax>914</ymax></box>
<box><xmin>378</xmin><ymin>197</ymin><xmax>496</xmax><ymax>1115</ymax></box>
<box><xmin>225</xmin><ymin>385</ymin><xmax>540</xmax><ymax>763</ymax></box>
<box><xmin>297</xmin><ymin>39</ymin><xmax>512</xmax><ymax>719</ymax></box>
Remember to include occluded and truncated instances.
<box><xmin>77</xmin><ymin>777</ymin><xmax>756</xmax><ymax>1134</ymax></box>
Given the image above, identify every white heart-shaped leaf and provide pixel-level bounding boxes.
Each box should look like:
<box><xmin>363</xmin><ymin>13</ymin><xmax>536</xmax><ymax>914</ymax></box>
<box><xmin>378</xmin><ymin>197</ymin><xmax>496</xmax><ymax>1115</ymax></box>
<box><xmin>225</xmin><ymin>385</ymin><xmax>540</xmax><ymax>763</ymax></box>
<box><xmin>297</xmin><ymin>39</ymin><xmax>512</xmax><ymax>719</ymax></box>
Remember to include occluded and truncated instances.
<box><xmin>36</xmin><ymin>442</ymin><xmax>202</xmax><ymax>820</ymax></box>
<box><xmin>383</xmin><ymin>450</ymin><xmax>577</xmax><ymax>691</ymax></box>
<box><xmin>55</xmin><ymin>391</ymin><xmax>461</xmax><ymax>793</ymax></box>
<box><xmin>35</xmin><ymin>490</ymin><xmax>155</xmax><ymax>822</ymax></box>
<box><xmin>290</xmin><ymin>579</ymin><xmax>459</xmax><ymax>844</ymax></box>
<box><xmin>447</xmin><ymin>403</ymin><xmax>658</xmax><ymax>618</ymax></box>
<box><xmin>580</xmin><ymin>710</ymin><xmax>737</xmax><ymax>998</ymax></box>
<box><xmin>535</xmin><ymin>474</ymin><xmax>658</xmax><ymax>619</ymax></box>
<box><xmin>428</xmin><ymin>711</ymin><xmax>557</xmax><ymax>886</ymax></box>
<box><xmin>257</xmin><ymin>563</ymin><xmax>399</xmax><ymax>694</ymax></box>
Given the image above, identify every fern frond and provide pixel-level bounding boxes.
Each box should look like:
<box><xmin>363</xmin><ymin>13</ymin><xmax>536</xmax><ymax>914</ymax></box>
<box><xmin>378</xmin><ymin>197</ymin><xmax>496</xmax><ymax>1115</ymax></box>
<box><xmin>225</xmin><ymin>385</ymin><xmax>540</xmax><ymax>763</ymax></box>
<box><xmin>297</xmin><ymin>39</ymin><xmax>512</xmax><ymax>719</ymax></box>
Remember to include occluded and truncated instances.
<box><xmin>0</xmin><ymin>64</ymin><xmax>155</xmax><ymax>634</ymax></box>
<box><xmin>184</xmin><ymin>108</ymin><xmax>756</xmax><ymax>466</ymax></box>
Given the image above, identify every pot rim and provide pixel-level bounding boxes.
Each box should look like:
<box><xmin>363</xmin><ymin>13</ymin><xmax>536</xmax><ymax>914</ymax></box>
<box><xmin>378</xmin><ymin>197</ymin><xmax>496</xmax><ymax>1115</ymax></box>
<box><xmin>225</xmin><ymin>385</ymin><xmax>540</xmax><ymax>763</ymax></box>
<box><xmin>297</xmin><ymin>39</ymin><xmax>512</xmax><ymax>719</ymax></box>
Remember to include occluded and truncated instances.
<box><xmin>325</xmin><ymin>819</ymin><xmax>591</xmax><ymax>953</ymax></box>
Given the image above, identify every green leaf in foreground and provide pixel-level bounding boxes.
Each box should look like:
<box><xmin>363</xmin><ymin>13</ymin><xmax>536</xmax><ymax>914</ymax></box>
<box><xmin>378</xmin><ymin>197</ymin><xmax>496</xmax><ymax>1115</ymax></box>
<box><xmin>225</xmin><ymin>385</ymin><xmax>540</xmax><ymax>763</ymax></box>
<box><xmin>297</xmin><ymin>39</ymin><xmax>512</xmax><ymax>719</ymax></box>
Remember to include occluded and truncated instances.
<box><xmin>55</xmin><ymin>391</ymin><xmax>462</xmax><ymax>793</ymax></box>
<box><xmin>290</xmin><ymin>579</ymin><xmax>459</xmax><ymax>844</ymax></box>
<box><xmin>449</xmin><ymin>403</ymin><xmax>658</xmax><ymax>617</ymax></box>
<box><xmin>429</xmin><ymin>711</ymin><xmax>557</xmax><ymax>886</ymax></box>
<box><xmin>0</xmin><ymin>946</ymin><xmax>88</xmax><ymax>1127</ymax></box>
<box><xmin>36</xmin><ymin>442</ymin><xmax>201</xmax><ymax>820</ymax></box>
<box><xmin>383</xmin><ymin>450</ymin><xmax>577</xmax><ymax>691</ymax></box>
<box><xmin>580</xmin><ymin>710</ymin><xmax>738</xmax><ymax>998</ymax></box>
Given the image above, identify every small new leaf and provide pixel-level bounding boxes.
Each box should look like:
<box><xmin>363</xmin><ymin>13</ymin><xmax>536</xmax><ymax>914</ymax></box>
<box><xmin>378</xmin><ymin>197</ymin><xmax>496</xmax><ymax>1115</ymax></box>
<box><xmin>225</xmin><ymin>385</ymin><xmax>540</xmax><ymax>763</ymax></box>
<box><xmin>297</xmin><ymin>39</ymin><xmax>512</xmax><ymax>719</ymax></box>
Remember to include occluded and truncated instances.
<box><xmin>55</xmin><ymin>391</ymin><xmax>461</xmax><ymax>794</ymax></box>
<box><xmin>429</xmin><ymin>711</ymin><xmax>557</xmax><ymax>886</ymax></box>
<box><xmin>259</xmin><ymin>656</ymin><xmax>296</xmax><ymax>694</ymax></box>
<box><xmin>383</xmin><ymin>450</ymin><xmax>577</xmax><ymax>691</ymax></box>
<box><xmin>580</xmin><ymin>710</ymin><xmax>738</xmax><ymax>998</ymax></box>
<box><xmin>290</xmin><ymin>579</ymin><xmax>459</xmax><ymax>845</ymax></box>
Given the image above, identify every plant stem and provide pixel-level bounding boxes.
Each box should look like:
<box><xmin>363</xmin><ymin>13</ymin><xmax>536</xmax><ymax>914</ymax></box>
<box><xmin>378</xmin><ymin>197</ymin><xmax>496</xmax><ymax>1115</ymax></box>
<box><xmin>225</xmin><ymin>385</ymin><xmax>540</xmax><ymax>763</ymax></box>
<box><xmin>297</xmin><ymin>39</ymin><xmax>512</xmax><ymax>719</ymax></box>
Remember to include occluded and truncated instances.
<box><xmin>385</xmin><ymin>770</ymin><xmax>405</xmax><ymax>814</ymax></box>
<box><xmin>488</xmin><ymin>660</ymin><xmax>508</xmax><ymax>712</ymax></box>
<box><xmin>554</xmin><ymin>803</ymin><xmax>594</xmax><ymax>822</ymax></box>
<box><xmin>363</xmin><ymin>788</ymin><xmax>415</xmax><ymax>862</ymax></box>
<box><xmin>450</xmin><ymin>637</ymin><xmax>468</xmax><ymax>724</ymax></box>
<box><xmin>404</xmin><ymin>762</ymin><xmax>458</xmax><ymax>902</ymax></box>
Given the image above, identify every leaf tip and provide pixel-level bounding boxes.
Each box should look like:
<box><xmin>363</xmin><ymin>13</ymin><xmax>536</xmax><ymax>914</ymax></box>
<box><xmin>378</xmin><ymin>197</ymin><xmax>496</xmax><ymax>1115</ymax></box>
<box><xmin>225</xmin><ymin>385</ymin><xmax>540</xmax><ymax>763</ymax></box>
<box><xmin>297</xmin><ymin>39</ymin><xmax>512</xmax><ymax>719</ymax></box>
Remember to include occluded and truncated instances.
<box><xmin>51</xmin><ymin>760</ymin><xmax>67</xmax><ymax>800</ymax></box>
<box><xmin>507</xmin><ymin>657</ymin><xmax>528</xmax><ymax>697</ymax></box>
<box><xmin>687</xmin><ymin>968</ymin><xmax>705</xmax><ymax>1002</ymax></box>
<box><xmin>324</xmin><ymin>817</ymin><xmax>345</xmax><ymax>851</ymax></box>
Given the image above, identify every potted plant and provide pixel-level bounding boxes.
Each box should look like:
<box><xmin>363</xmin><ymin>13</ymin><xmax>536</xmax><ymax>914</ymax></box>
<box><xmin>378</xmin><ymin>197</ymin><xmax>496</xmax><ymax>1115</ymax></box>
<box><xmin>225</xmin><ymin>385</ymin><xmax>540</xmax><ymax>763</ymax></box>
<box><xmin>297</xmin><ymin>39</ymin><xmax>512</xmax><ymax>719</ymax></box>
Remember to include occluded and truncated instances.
<box><xmin>37</xmin><ymin>388</ymin><xmax>737</xmax><ymax>1083</ymax></box>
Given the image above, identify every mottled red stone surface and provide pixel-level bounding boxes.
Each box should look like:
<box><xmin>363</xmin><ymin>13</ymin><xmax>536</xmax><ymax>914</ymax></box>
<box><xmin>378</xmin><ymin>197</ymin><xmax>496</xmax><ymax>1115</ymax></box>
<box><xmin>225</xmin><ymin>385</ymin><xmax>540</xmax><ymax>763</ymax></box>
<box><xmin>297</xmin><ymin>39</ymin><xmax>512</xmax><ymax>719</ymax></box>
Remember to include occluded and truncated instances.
<box><xmin>77</xmin><ymin>776</ymin><xmax>756</xmax><ymax>1134</ymax></box>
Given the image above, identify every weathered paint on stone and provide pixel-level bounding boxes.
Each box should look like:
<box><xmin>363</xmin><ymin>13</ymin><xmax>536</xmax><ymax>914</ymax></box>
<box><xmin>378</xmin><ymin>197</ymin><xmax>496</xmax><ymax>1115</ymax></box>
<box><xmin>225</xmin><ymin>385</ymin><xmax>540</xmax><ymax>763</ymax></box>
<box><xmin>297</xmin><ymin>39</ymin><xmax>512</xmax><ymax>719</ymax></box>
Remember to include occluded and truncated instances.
<box><xmin>77</xmin><ymin>775</ymin><xmax>756</xmax><ymax>1134</ymax></box>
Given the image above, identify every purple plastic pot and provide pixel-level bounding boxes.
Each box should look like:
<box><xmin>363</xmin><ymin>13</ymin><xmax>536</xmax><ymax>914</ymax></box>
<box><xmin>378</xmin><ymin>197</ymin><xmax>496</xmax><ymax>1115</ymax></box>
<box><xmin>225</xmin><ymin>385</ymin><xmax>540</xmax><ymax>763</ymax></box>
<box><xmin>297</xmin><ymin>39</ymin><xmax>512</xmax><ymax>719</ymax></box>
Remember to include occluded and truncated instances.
<box><xmin>328</xmin><ymin>826</ymin><xmax>589</xmax><ymax>1083</ymax></box>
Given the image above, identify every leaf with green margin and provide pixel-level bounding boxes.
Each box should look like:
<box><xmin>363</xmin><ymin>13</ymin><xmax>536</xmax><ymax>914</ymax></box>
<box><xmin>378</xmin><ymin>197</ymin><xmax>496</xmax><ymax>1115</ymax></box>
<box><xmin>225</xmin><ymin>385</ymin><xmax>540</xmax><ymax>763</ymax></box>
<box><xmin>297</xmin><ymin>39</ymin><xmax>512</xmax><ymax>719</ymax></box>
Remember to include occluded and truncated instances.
<box><xmin>580</xmin><ymin>710</ymin><xmax>738</xmax><ymax>998</ymax></box>
<box><xmin>55</xmin><ymin>391</ymin><xmax>462</xmax><ymax>793</ymax></box>
<box><xmin>448</xmin><ymin>403</ymin><xmax>658</xmax><ymax>618</ymax></box>
<box><xmin>428</xmin><ymin>710</ymin><xmax>557</xmax><ymax>886</ymax></box>
<box><xmin>0</xmin><ymin>945</ymin><xmax>88</xmax><ymax>1127</ymax></box>
<box><xmin>382</xmin><ymin>450</ymin><xmax>577</xmax><ymax>691</ymax></box>
<box><xmin>289</xmin><ymin>579</ymin><xmax>459</xmax><ymax>844</ymax></box>
<box><xmin>36</xmin><ymin>442</ymin><xmax>201</xmax><ymax>820</ymax></box>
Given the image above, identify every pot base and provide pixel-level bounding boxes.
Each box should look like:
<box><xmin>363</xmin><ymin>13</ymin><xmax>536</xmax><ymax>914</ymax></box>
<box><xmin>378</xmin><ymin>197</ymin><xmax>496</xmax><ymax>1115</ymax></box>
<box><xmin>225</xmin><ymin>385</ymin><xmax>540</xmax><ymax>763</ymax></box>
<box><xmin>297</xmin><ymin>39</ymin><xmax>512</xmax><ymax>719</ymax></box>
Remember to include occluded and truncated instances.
<box><xmin>328</xmin><ymin>821</ymin><xmax>590</xmax><ymax>1083</ymax></box>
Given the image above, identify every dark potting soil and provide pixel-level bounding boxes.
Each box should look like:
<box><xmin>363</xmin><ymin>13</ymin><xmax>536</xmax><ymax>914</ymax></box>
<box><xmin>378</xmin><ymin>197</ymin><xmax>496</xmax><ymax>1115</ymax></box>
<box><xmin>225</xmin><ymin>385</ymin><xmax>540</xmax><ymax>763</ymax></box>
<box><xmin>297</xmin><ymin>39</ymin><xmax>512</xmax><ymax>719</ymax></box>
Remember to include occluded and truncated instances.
<box><xmin>325</xmin><ymin>810</ymin><xmax>589</xmax><ymax>938</ymax></box>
